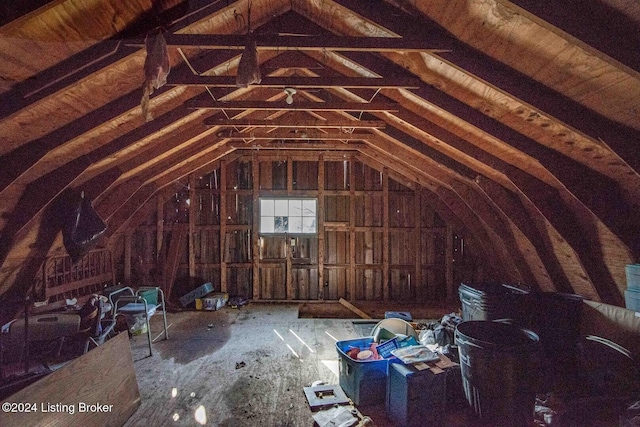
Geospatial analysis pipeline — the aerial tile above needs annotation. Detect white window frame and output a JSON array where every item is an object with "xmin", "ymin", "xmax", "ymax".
[{"xmin": 259, "ymin": 198, "xmax": 317, "ymax": 234}]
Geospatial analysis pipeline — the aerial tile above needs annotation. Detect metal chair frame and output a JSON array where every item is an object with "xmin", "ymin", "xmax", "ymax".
[{"xmin": 109, "ymin": 286, "xmax": 168, "ymax": 356}]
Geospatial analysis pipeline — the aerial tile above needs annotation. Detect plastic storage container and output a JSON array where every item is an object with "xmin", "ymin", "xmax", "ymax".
[
  {"xmin": 626, "ymin": 264, "xmax": 640, "ymax": 290},
  {"xmin": 386, "ymin": 362, "xmax": 446, "ymax": 427},
  {"xmin": 384, "ymin": 311, "xmax": 413, "ymax": 322},
  {"xmin": 528, "ymin": 292, "xmax": 583, "ymax": 392},
  {"xmin": 455, "ymin": 321, "xmax": 540, "ymax": 426},
  {"xmin": 336, "ymin": 337, "xmax": 390, "ymax": 406},
  {"xmin": 178, "ymin": 282, "xmax": 214, "ymax": 307},
  {"xmin": 458, "ymin": 283, "xmax": 531, "ymax": 327},
  {"xmin": 529, "ymin": 292, "xmax": 583, "ymax": 346},
  {"xmin": 625, "ymin": 288, "xmax": 640, "ymax": 311}
]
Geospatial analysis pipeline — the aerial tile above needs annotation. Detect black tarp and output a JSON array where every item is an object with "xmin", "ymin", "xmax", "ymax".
[{"xmin": 62, "ymin": 193, "xmax": 107, "ymax": 263}]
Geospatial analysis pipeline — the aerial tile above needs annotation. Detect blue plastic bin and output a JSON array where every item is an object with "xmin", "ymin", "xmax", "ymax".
[
  {"xmin": 387, "ymin": 362, "xmax": 446, "ymax": 427},
  {"xmin": 625, "ymin": 288, "xmax": 640, "ymax": 311},
  {"xmin": 336, "ymin": 337, "xmax": 390, "ymax": 406},
  {"xmin": 385, "ymin": 311, "xmax": 413, "ymax": 322}
]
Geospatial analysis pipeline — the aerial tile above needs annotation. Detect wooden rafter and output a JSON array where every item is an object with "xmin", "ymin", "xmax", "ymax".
[
  {"xmin": 218, "ymin": 129, "xmax": 371, "ymax": 140},
  {"xmin": 167, "ymin": 75, "xmax": 421, "ymax": 89},
  {"xmin": 186, "ymin": 100, "xmax": 399, "ymax": 112},
  {"xmin": 126, "ymin": 33, "xmax": 451, "ymax": 53},
  {"xmin": 204, "ymin": 118, "xmax": 385, "ymax": 128}
]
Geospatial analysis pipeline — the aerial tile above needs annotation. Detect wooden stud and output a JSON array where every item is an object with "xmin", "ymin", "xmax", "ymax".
[
  {"xmin": 220, "ymin": 160, "xmax": 227, "ymax": 293},
  {"xmin": 318, "ymin": 155, "xmax": 325, "ymax": 300},
  {"xmin": 445, "ymin": 224, "xmax": 454, "ymax": 301},
  {"xmin": 414, "ymin": 187, "xmax": 422, "ymax": 301},
  {"xmin": 338, "ymin": 297, "xmax": 372, "ymax": 319},
  {"xmin": 286, "ymin": 156, "xmax": 294, "ymax": 300},
  {"xmin": 156, "ymin": 194, "xmax": 164, "ymax": 263},
  {"xmin": 124, "ymin": 232, "xmax": 132, "ymax": 285},
  {"xmin": 188, "ymin": 174, "xmax": 196, "ymax": 283},
  {"xmin": 252, "ymin": 156, "xmax": 261, "ymax": 300},
  {"xmin": 382, "ymin": 167, "xmax": 389, "ymax": 301},
  {"xmin": 349, "ymin": 155, "xmax": 356, "ymax": 301}
]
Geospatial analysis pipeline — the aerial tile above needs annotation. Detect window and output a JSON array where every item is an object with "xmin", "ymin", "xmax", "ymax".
[{"xmin": 260, "ymin": 198, "xmax": 317, "ymax": 234}]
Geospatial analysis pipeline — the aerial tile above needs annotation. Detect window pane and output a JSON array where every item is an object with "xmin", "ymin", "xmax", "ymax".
[
  {"xmin": 261, "ymin": 199, "xmax": 274, "ymax": 216},
  {"xmin": 261, "ymin": 217, "xmax": 274, "ymax": 233},
  {"xmin": 289, "ymin": 199, "xmax": 302, "ymax": 216},
  {"xmin": 302, "ymin": 199, "xmax": 316, "ymax": 216},
  {"xmin": 302, "ymin": 217, "xmax": 316, "ymax": 233},
  {"xmin": 275, "ymin": 216, "xmax": 288, "ymax": 232},
  {"xmin": 289, "ymin": 216, "xmax": 303, "ymax": 233},
  {"xmin": 275, "ymin": 200, "xmax": 288, "ymax": 216}
]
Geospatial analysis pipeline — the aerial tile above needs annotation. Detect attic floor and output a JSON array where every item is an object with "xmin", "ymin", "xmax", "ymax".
[
  {"xmin": 122, "ymin": 303, "xmax": 625, "ymax": 427},
  {"xmin": 124, "ymin": 303, "xmax": 470, "ymax": 427}
]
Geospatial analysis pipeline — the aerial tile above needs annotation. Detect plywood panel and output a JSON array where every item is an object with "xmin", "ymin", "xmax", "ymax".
[{"xmin": 0, "ymin": 332, "xmax": 139, "ymax": 427}]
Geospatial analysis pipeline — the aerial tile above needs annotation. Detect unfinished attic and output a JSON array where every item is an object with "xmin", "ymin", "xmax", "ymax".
[{"xmin": 1, "ymin": 0, "xmax": 640, "ymax": 426}]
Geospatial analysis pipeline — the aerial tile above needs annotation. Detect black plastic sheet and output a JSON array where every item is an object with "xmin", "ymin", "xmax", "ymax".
[{"xmin": 62, "ymin": 193, "xmax": 107, "ymax": 263}]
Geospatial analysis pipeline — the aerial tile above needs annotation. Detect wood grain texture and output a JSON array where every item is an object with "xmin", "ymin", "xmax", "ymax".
[{"xmin": 0, "ymin": 332, "xmax": 140, "ymax": 427}]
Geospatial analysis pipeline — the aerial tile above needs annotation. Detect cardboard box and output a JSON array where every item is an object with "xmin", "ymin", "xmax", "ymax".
[
  {"xmin": 179, "ymin": 282, "xmax": 214, "ymax": 307},
  {"xmin": 195, "ymin": 292, "xmax": 228, "ymax": 311}
]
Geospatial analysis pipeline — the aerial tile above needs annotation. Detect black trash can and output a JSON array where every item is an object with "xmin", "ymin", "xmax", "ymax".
[
  {"xmin": 458, "ymin": 283, "xmax": 532, "ymax": 327},
  {"xmin": 529, "ymin": 292, "xmax": 583, "ymax": 348},
  {"xmin": 528, "ymin": 292, "xmax": 583, "ymax": 392},
  {"xmin": 455, "ymin": 321, "xmax": 541, "ymax": 426}
]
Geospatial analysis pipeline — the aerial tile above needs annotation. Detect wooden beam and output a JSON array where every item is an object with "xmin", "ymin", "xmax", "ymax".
[
  {"xmin": 318, "ymin": 154, "xmax": 325, "ymax": 299},
  {"xmin": 187, "ymin": 100, "xmax": 399, "ymax": 112},
  {"xmin": 221, "ymin": 129, "xmax": 372, "ymax": 140},
  {"xmin": 127, "ymin": 33, "xmax": 450, "ymax": 53},
  {"xmin": 188, "ymin": 173, "xmax": 197, "ymax": 282},
  {"xmin": 349, "ymin": 155, "xmax": 356, "ymax": 301},
  {"xmin": 204, "ymin": 118, "xmax": 386, "ymax": 129},
  {"xmin": 382, "ymin": 167, "xmax": 389, "ymax": 302},
  {"xmin": 229, "ymin": 141, "xmax": 364, "ymax": 151},
  {"xmin": 220, "ymin": 160, "xmax": 227, "ymax": 294},
  {"xmin": 168, "ymin": 75, "xmax": 421, "ymax": 89},
  {"xmin": 252, "ymin": 158, "xmax": 260, "ymax": 300},
  {"xmin": 338, "ymin": 297, "xmax": 372, "ymax": 319}
]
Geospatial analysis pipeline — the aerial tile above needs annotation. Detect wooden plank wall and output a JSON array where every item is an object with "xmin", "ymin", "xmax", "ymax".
[{"xmin": 113, "ymin": 153, "xmax": 484, "ymax": 302}]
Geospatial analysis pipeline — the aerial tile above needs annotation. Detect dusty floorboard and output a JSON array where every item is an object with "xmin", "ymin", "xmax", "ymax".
[
  {"xmin": 120, "ymin": 303, "xmax": 630, "ymax": 427},
  {"xmin": 124, "ymin": 303, "xmax": 370, "ymax": 426},
  {"xmin": 122, "ymin": 303, "xmax": 476, "ymax": 427}
]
